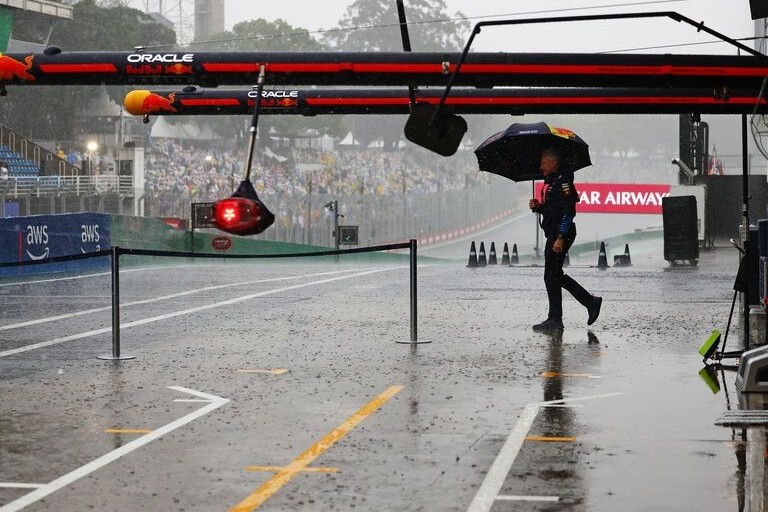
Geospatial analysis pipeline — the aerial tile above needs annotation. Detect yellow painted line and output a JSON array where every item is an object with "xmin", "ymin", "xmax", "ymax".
[
  {"xmin": 230, "ymin": 384, "xmax": 404, "ymax": 512},
  {"xmin": 104, "ymin": 428, "xmax": 153, "ymax": 435},
  {"xmin": 540, "ymin": 371, "xmax": 599, "ymax": 379},
  {"xmin": 525, "ymin": 435, "xmax": 576, "ymax": 442},
  {"xmin": 245, "ymin": 466, "xmax": 339, "ymax": 474},
  {"xmin": 236, "ymin": 369, "xmax": 289, "ymax": 375}
]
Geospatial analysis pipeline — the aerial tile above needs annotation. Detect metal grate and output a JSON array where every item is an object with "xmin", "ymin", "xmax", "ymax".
[{"xmin": 715, "ymin": 410, "xmax": 768, "ymax": 426}]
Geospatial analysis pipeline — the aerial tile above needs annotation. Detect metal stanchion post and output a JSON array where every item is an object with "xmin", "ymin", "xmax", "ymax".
[
  {"xmin": 98, "ymin": 245, "xmax": 135, "ymax": 361},
  {"xmin": 397, "ymin": 239, "xmax": 431, "ymax": 345},
  {"xmin": 334, "ymin": 200, "xmax": 340, "ymax": 262}
]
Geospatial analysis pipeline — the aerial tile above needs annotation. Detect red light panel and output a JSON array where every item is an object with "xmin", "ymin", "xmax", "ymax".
[{"xmin": 214, "ymin": 197, "xmax": 259, "ymax": 234}]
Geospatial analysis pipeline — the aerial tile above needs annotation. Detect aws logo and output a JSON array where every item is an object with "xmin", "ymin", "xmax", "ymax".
[
  {"xmin": 81, "ymin": 224, "xmax": 100, "ymax": 252},
  {"xmin": 25, "ymin": 224, "xmax": 49, "ymax": 260}
]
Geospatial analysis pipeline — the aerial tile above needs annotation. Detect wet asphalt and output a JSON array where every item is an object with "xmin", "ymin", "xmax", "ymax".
[{"xmin": 0, "ymin": 240, "xmax": 759, "ymax": 512}]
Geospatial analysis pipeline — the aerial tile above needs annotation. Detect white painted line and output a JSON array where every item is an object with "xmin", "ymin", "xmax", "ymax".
[
  {"xmin": 0, "ymin": 267, "xmax": 373, "ymax": 331},
  {"xmin": 0, "ymin": 266, "xmax": 167, "ymax": 289},
  {"xmin": 466, "ymin": 392, "xmax": 623, "ymax": 512},
  {"xmin": 466, "ymin": 403, "xmax": 539, "ymax": 512},
  {"xmin": 0, "ymin": 484, "xmax": 43, "ymax": 489},
  {"xmin": 0, "ymin": 386, "xmax": 229, "ymax": 512},
  {"xmin": 0, "ymin": 267, "xmax": 403, "ymax": 358},
  {"xmin": 496, "ymin": 495, "xmax": 559, "ymax": 502},
  {"xmin": 539, "ymin": 393, "xmax": 622, "ymax": 407},
  {"xmin": 173, "ymin": 399, "xmax": 213, "ymax": 403}
]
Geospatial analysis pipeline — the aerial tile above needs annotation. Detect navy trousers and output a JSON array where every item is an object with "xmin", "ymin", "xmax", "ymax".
[{"xmin": 543, "ymin": 226, "xmax": 592, "ymax": 321}]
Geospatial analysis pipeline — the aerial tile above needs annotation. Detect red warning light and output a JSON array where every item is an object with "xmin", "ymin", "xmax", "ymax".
[
  {"xmin": 212, "ymin": 179, "xmax": 275, "ymax": 236},
  {"xmin": 213, "ymin": 197, "xmax": 262, "ymax": 235}
]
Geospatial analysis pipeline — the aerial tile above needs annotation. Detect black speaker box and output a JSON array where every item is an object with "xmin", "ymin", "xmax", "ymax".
[
  {"xmin": 750, "ymin": 0, "xmax": 768, "ymax": 19},
  {"xmin": 404, "ymin": 103, "xmax": 467, "ymax": 157},
  {"xmin": 662, "ymin": 195, "xmax": 699, "ymax": 262}
]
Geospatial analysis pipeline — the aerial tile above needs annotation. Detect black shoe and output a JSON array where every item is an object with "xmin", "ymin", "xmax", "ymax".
[
  {"xmin": 587, "ymin": 296, "xmax": 602, "ymax": 326},
  {"xmin": 532, "ymin": 318, "xmax": 564, "ymax": 332}
]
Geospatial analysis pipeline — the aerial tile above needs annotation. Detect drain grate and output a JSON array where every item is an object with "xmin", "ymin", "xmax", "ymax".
[{"xmin": 715, "ymin": 410, "xmax": 768, "ymax": 426}]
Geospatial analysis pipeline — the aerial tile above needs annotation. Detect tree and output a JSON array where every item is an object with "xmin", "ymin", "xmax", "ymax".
[
  {"xmin": 323, "ymin": 0, "xmax": 469, "ymax": 150},
  {"xmin": 195, "ymin": 18, "xmax": 325, "ymax": 52},
  {"xmin": 0, "ymin": 0, "xmax": 175, "ymax": 140},
  {"xmin": 324, "ymin": 0, "xmax": 468, "ymax": 52},
  {"xmin": 191, "ymin": 19, "xmax": 343, "ymax": 149}
]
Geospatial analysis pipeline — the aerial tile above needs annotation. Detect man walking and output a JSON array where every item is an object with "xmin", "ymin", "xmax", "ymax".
[{"xmin": 528, "ymin": 148, "xmax": 602, "ymax": 332}]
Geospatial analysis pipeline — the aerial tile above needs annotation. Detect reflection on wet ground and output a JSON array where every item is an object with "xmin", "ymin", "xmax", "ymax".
[{"xmin": 0, "ymin": 247, "xmax": 765, "ymax": 511}]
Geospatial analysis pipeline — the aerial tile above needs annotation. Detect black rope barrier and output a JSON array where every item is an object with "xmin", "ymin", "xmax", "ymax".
[
  {"xmin": 118, "ymin": 241, "xmax": 411, "ymax": 259},
  {"xmin": 2, "ymin": 240, "xmax": 423, "ymax": 360}
]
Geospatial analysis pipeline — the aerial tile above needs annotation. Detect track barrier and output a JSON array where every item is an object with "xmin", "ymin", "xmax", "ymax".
[
  {"xmin": 501, "ymin": 242, "xmax": 510, "ymax": 265},
  {"xmin": 488, "ymin": 242, "xmax": 498, "ymax": 265},
  {"xmin": 0, "ymin": 240, "xmax": 422, "ymax": 359},
  {"xmin": 467, "ymin": 241, "xmax": 478, "ymax": 268}
]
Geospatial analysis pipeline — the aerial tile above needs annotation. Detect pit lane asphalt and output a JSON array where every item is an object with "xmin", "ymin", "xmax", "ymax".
[{"xmin": 0, "ymin": 244, "xmax": 755, "ymax": 512}]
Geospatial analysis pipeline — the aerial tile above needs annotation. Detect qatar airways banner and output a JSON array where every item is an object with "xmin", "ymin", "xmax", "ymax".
[{"xmin": 534, "ymin": 182, "xmax": 671, "ymax": 214}]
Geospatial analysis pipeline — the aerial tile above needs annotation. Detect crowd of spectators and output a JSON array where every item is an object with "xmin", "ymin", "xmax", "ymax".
[
  {"xmin": 142, "ymin": 138, "xmax": 492, "ymax": 218},
  {"xmin": 140, "ymin": 137, "xmax": 684, "ymax": 244}
]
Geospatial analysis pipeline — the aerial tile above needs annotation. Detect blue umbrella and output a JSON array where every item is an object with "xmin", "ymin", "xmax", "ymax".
[{"xmin": 474, "ymin": 122, "xmax": 592, "ymax": 182}]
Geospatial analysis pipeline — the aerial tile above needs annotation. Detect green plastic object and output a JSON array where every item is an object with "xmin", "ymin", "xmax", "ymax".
[
  {"xmin": 699, "ymin": 329, "xmax": 721, "ymax": 360},
  {"xmin": 698, "ymin": 366, "xmax": 721, "ymax": 394}
]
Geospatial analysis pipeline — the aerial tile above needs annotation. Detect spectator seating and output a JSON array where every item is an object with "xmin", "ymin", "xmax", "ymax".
[{"xmin": 0, "ymin": 144, "xmax": 41, "ymax": 176}]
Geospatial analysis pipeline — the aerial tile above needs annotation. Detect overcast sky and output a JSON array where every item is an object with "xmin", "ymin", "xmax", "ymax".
[
  {"xmin": 216, "ymin": 0, "xmax": 761, "ymax": 157},
  {"xmin": 223, "ymin": 0, "xmax": 755, "ymax": 54}
]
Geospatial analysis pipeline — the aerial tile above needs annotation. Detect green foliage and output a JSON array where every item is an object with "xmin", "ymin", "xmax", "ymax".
[
  {"xmin": 0, "ymin": 0, "xmax": 175, "ymax": 140},
  {"xmin": 50, "ymin": 0, "xmax": 176, "ymax": 51},
  {"xmin": 324, "ymin": 0, "xmax": 469, "ymax": 52},
  {"xmin": 190, "ymin": 18, "xmax": 342, "ymax": 146},
  {"xmin": 195, "ymin": 18, "xmax": 324, "ymax": 52},
  {"xmin": 323, "ymin": 0, "xmax": 469, "ymax": 151}
]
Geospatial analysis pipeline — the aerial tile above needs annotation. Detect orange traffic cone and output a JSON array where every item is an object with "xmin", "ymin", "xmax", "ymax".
[
  {"xmin": 510, "ymin": 243, "xmax": 519, "ymax": 265},
  {"xmin": 488, "ymin": 242, "xmax": 498, "ymax": 265},
  {"xmin": 478, "ymin": 242, "xmax": 488, "ymax": 266}
]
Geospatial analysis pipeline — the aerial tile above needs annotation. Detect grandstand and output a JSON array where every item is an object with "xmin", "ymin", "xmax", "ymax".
[{"xmin": 0, "ymin": 144, "xmax": 40, "ymax": 176}]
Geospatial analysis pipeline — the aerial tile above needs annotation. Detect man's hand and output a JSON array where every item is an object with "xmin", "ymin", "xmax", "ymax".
[
  {"xmin": 553, "ymin": 236, "xmax": 565, "ymax": 253},
  {"xmin": 529, "ymin": 198, "xmax": 540, "ymax": 211}
]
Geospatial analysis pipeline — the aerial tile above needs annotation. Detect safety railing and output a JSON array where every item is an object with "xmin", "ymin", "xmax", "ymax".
[{"xmin": 0, "ymin": 175, "xmax": 135, "ymax": 196}]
